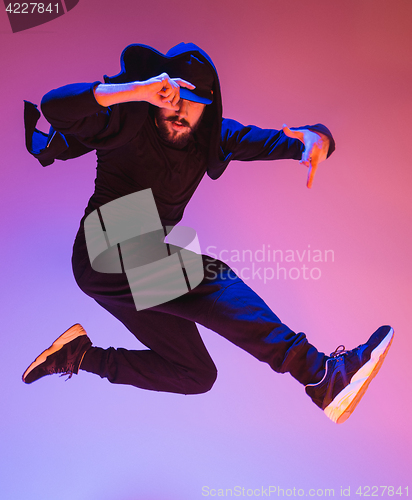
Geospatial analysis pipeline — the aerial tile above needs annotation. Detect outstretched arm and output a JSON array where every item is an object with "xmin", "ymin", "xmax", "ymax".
[{"xmin": 219, "ymin": 119, "xmax": 335, "ymax": 187}]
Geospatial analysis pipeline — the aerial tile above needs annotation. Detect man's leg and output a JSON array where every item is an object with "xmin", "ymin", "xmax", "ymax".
[
  {"xmin": 25, "ymin": 229, "xmax": 392, "ymax": 423},
  {"xmin": 81, "ymin": 304, "xmax": 217, "ymax": 395},
  {"xmin": 155, "ymin": 256, "xmax": 394, "ymax": 423},
  {"xmin": 74, "ymin": 235, "xmax": 326, "ymax": 388}
]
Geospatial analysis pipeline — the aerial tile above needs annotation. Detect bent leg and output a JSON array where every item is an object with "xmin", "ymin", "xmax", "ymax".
[
  {"xmin": 81, "ymin": 304, "xmax": 217, "ymax": 394},
  {"xmin": 73, "ymin": 230, "xmax": 217, "ymax": 394}
]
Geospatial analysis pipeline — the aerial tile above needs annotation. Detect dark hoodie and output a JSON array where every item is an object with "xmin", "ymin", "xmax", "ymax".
[{"xmin": 24, "ymin": 42, "xmax": 335, "ymax": 226}]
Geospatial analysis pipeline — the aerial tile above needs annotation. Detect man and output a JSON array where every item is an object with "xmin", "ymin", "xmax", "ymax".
[{"xmin": 23, "ymin": 42, "xmax": 393, "ymax": 424}]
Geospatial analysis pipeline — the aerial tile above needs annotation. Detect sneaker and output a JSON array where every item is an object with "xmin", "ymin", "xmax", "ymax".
[
  {"xmin": 305, "ymin": 325, "xmax": 394, "ymax": 424},
  {"xmin": 22, "ymin": 324, "xmax": 92, "ymax": 384}
]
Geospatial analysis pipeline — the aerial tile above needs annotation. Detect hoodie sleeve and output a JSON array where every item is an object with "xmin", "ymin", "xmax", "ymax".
[
  {"xmin": 39, "ymin": 82, "xmax": 149, "ymax": 151},
  {"xmin": 220, "ymin": 118, "xmax": 335, "ymax": 163},
  {"xmin": 25, "ymin": 82, "xmax": 150, "ymax": 167},
  {"xmin": 40, "ymin": 82, "xmax": 110, "ymax": 139}
]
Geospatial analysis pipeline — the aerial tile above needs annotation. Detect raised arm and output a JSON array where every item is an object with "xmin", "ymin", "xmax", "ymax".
[
  {"xmin": 93, "ymin": 73, "xmax": 195, "ymax": 109},
  {"xmin": 40, "ymin": 74, "xmax": 196, "ymax": 139}
]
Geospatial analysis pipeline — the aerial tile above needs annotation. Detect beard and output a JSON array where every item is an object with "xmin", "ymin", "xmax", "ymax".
[{"xmin": 154, "ymin": 108, "xmax": 203, "ymax": 148}]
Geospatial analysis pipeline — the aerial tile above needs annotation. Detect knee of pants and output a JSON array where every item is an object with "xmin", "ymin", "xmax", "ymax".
[
  {"xmin": 72, "ymin": 262, "xmax": 106, "ymax": 300},
  {"xmin": 184, "ymin": 365, "xmax": 218, "ymax": 395}
]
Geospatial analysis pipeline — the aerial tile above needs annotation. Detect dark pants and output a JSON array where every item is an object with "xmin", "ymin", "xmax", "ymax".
[{"xmin": 72, "ymin": 228, "xmax": 326, "ymax": 394}]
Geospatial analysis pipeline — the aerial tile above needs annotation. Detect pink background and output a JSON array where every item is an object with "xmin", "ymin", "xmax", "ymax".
[{"xmin": 1, "ymin": 0, "xmax": 411, "ymax": 498}]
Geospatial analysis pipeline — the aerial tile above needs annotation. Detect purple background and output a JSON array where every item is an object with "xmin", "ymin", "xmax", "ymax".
[{"xmin": 1, "ymin": 0, "xmax": 411, "ymax": 498}]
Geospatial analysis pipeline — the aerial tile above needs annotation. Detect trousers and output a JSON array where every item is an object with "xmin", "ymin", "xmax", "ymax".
[{"xmin": 72, "ymin": 227, "xmax": 326, "ymax": 394}]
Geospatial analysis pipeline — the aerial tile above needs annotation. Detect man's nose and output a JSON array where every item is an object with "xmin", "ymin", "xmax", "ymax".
[{"xmin": 176, "ymin": 99, "xmax": 188, "ymax": 117}]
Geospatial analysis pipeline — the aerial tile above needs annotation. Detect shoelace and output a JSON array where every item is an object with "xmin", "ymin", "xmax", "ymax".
[
  {"xmin": 330, "ymin": 344, "xmax": 363, "ymax": 359},
  {"xmin": 330, "ymin": 345, "xmax": 348, "ymax": 358},
  {"xmin": 48, "ymin": 365, "xmax": 75, "ymax": 381}
]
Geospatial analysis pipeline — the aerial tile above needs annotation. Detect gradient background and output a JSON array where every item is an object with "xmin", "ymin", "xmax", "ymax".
[{"xmin": 1, "ymin": 0, "xmax": 411, "ymax": 498}]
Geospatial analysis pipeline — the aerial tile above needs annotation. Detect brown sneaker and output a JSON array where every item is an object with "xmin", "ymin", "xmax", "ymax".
[{"xmin": 22, "ymin": 324, "xmax": 92, "ymax": 384}]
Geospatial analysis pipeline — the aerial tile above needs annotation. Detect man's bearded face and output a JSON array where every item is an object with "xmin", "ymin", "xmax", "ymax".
[{"xmin": 154, "ymin": 99, "xmax": 206, "ymax": 148}]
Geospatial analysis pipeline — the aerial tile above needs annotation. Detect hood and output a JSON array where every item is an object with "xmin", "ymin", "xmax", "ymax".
[{"xmin": 104, "ymin": 42, "xmax": 224, "ymax": 179}]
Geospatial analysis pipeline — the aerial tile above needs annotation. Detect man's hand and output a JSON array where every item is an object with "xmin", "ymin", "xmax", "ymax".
[
  {"xmin": 93, "ymin": 74, "xmax": 195, "ymax": 110},
  {"xmin": 283, "ymin": 125, "xmax": 330, "ymax": 188},
  {"xmin": 138, "ymin": 73, "xmax": 196, "ymax": 111}
]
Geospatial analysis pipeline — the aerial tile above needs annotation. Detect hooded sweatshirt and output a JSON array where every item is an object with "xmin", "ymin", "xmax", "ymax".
[{"xmin": 24, "ymin": 43, "xmax": 335, "ymax": 227}]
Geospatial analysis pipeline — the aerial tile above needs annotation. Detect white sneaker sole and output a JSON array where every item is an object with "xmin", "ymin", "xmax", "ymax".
[
  {"xmin": 22, "ymin": 324, "xmax": 86, "ymax": 383},
  {"xmin": 325, "ymin": 327, "xmax": 394, "ymax": 424}
]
